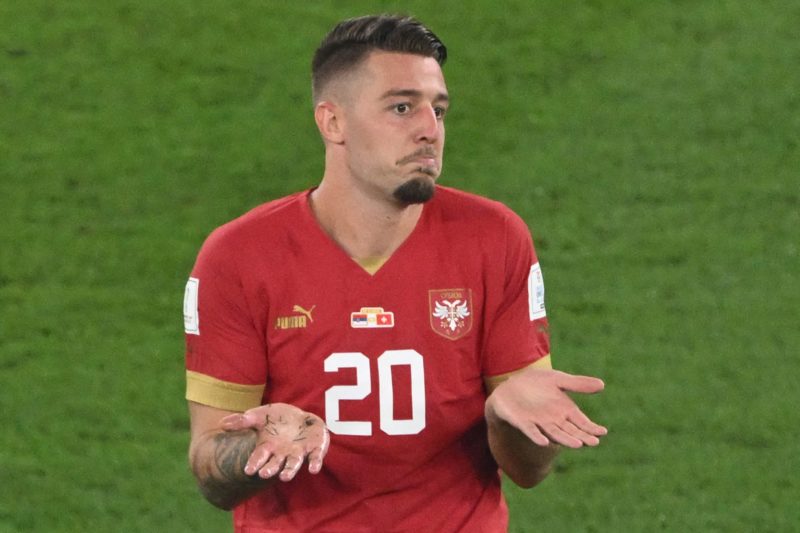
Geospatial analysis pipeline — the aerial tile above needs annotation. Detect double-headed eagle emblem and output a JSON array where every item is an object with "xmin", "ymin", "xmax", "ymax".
[
  {"xmin": 429, "ymin": 289, "xmax": 473, "ymax": 340},
  {"xmin": 432, "ymin": 299, "xmax": 470, "ymax": 332}
]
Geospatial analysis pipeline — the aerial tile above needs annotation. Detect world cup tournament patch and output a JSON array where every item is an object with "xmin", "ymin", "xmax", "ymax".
[
  {"xmin": 528, "ymin": 262, "xmax": 546, "ymax": 320},
  {"xmin": 351, "ymin": 307, "xmax": 395, "ymax": 328},
  {"xmin": 184, "ymin": 277, "xmax": 200, "ymax": 335}
]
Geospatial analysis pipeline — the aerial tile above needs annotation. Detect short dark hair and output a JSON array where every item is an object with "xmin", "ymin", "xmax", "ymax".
[{"xmin": 311, "ymin": 14, "xmax": 447, "ymax": 102}]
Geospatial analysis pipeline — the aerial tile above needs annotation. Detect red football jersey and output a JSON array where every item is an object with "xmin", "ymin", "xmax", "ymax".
[{"xmin": 185, "ymin": 186, "xmax": 550, "ymax": 532}]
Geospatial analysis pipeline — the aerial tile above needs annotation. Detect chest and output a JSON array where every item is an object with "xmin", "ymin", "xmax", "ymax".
[{"xmin": 255, "ymin": 246, "xmax": 497, "ymax": 447}]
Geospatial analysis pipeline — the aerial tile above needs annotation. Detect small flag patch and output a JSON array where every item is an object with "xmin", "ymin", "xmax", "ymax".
[{"xmin": 351, "ymin": 307, "xmax": 395, "ymax": 328}]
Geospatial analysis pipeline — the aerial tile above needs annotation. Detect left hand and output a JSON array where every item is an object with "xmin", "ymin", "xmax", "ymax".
[
  {"xmin": 220, "ymin": 403, "xmax": 330, "ymax": 482},
  {"xmin": 485, "ymin": 368, "xmax": 607, "ymax": 448}
]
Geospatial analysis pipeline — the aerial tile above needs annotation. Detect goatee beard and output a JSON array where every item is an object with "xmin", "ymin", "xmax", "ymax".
[{"xmin": 393, "ymin": 176, "xmax": 435, "ymax": 205}]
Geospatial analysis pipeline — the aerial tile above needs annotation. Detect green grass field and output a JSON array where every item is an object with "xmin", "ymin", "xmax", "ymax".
[{"xmin": 1, "ymin": 1, "xmax": 798, "ymax": 531}]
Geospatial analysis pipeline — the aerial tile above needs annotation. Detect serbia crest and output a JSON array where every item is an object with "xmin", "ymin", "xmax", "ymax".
[{"xmin": 429, "ymin": 288, "xmax": 473, "ymax": 340}]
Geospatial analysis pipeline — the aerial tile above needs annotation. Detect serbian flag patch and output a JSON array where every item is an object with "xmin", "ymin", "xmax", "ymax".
[{"xmin": 350, "ymin": 307, "xmax": 395, "ymax": 328}]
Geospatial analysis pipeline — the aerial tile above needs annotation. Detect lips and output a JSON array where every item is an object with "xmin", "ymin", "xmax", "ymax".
[{"xmin": 397, "ymin": 149, "xmax": 438, "ymax": 167}]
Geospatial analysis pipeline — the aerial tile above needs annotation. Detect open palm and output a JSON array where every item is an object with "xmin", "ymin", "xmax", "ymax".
[{"xmin": 220, "ymin": 403, "xmax": 330, "ymax": 482}]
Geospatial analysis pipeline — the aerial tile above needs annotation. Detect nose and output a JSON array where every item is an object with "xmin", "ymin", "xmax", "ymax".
[{"xmin": 415, "ymin": 104, "xmax": 441, "ymax": 144}]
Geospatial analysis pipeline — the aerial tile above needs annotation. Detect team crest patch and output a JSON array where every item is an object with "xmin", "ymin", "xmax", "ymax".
[{"xmin": 429, "ymin": 289, "xmax": 473, "ymax": 340}]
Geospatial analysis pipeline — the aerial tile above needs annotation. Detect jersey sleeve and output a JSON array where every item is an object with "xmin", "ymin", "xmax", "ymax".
[
  {"xmin": 184, "ymin": 228, "xmax": 267, "ymax": 411},
  {"xmin": 481, "ymin": 209, "xmax": 550, "ymax": 376}
]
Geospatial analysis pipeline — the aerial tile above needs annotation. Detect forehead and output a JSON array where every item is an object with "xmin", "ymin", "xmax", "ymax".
[{"xmin": 356, "ymin": 51, "xmax": 448, "ymax": 97}]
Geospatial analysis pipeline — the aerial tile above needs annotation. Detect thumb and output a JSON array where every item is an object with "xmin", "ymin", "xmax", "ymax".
[
  {"xmin": 556, "ymin": 373, "xmax": 605, "ymax": 394},
  {"xmin": 220, "ymin": 412, "xmax": 260, "ymax": 431}
]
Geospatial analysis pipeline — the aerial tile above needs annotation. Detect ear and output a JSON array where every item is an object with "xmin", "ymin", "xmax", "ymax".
[{"xmin": 314, "ymin": 101, "xmax": 345, "ymax": 144}]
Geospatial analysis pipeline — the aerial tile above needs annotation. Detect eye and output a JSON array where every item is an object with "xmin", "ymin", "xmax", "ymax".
[
  {"xmin": 434, "ymin": 106, "xmax": 447, "ymax": 119},
  {"xmin": 393, "ymin": 103, "xmax": 411, "ymax": 114}
]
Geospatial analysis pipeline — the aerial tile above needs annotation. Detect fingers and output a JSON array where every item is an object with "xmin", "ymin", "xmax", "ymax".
[
  {"xmin": 260, "ymin": 449, "xmax": 328, "ymax": 481},
  {"xmin": 515, "ymin": 420, "xmax": 551, "ymax": 447},
  {"xmin": 307, "ymin": 428, "xmax": 331, "ymax": 474},
  {"xmin": 569, "ymin": 409, "xmax": 608, "ymax": 438},
  {"xmin": 511, "ymin": 401, "xmax": 607, "ymax": 448},
  {"xmin": 244, "ymin": 444, "xmax": 275, "ymax": 476},
  {"xmin": 245, "ymin": 447, "xmax": 303, "ymax": 481},
  {"xmin": 219, "ymin": 413, "xmax": 245, "ymax": 430},
  {"xmin": 541, "ymin": 422, "xmax": 583, "ymax": 449},
  {"xmin": 278, "ymin": 456, "xmax": 304, "ymax": 481},
  {"xmin": 221, "ymin": 412, "xmax": 261, "ymax": 431},
  {"xmin": 274, "ymin": 429, "xmax": 331, "ymax": 480},
  {"xmin": 517, "ymin": 417, "xmax": 597, "ymax": 449},
  {"xmin": 307, "ymin": 451, "xmax": 324, "ymax": 474},
  {"xmin": 243, "ymin": 439, "xmax": 306, "ymax": 480},
  {"xmin": 556, "ymin": 372, "xmax": 605, "ymax": 394},
  {"xmin": 538, "ymin": 413, "xmax": 607, "ymax": 448},
  {"xmin": 560, "ymin": 420, "xmax": 599, "ymax": 447},
  {"xmin": 256, "ymin": 454, "xmax": 290, "ymax": 480},
  {"xmin": 245, "ymin": 432, "xmax": 330, "ymax": 480}
]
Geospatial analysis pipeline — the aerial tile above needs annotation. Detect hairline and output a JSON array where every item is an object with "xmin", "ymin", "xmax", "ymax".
[{"xmin": 313, "ymin": 50, "xmax": 444, "ymax": 105}]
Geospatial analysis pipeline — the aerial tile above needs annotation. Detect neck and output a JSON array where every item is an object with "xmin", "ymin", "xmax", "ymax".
[{"xmin": 309, "ymin": 178, "xmax": 424, "ymax": 261}]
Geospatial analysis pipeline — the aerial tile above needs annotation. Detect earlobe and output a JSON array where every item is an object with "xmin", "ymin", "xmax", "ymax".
[{"xmin": 314, "ymin": 102, "xmax": 345, "ymax": 144}]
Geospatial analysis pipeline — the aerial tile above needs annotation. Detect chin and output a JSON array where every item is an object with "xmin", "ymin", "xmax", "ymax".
[{"xmin": 393, "ymin": 176, "xmax": 436, "ymax": 205}]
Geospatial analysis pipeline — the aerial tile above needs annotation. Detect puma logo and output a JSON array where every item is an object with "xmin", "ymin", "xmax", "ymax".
[
  {"xmin": 292, "ymin": 305, "xmax": 316, "ymax": 323},
  {"xmin": 275, "ymin": 305, "xmax": 317, "ymax": 330}
]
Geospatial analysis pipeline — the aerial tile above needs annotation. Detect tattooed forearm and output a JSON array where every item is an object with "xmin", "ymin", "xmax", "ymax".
[
  {"xmin": 190, "ymin": 404, "xmax": 329, "ymax": 510},
  {"xmin": 195, "ymin": 429, "xmax": 270, "ymax": 510},
  {"xmin": 213, "ymin": 430, "xmax": 258, "ymax": 482}
]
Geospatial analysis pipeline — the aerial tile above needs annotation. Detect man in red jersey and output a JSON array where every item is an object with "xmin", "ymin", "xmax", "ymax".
[{"xmin": 185, "ymin": 14, "xmax": 607, "ymax": 532}]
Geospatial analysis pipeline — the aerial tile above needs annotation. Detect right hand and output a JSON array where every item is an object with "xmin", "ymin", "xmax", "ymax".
[
  {"xmin": 220, "ymin": 403, "xmax": 330, "ymax": 482},
  {"xmin": 485, "ymin": 368, "xmax": 607, "ymax": 449}
]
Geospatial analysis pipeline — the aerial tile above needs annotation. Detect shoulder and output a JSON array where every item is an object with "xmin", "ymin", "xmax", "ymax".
[
  {"xmin": 195, "ymin": 190, "xmax": 309, "ymax": 268},
  {"xmin": 430, "ymin": 186, "xmax": 531, "ymax": 236},
  {"xmin": 203, "ymin": 191, "xmax": 306, "ymax": 247}
]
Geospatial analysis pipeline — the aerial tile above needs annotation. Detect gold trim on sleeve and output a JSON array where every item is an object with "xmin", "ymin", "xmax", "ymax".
[
  {"xmin": 483, "ymin": 354, "xmax": 552, "ymax": 393},
  {"xmin": 530, "ymin": 354, "xmax": 553, "ymax": 370},
  {"xmin": 185, "ymin": 370, "xmax": 265, "ymax": 412}
]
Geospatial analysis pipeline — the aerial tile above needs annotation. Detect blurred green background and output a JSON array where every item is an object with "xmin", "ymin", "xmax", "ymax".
[{"xmin": 1, "ymin": 1, "xmax": 797, "ymax": 531}]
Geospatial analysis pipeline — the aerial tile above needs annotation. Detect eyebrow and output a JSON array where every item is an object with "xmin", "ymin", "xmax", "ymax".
[{"xmin": 380, "ymin": 88, "xmax": 450, "ymax": 103}]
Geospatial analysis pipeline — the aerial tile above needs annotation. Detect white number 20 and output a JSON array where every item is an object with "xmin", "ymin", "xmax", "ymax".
[{"xmin": 324, "ymin": 349, "xmax": 425, "ymax": 436}]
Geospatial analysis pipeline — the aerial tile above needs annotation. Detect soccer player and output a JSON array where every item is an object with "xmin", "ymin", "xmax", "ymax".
[{"xmin": 184, "ymin": 14, "xmax": 607, "ymax": 532}]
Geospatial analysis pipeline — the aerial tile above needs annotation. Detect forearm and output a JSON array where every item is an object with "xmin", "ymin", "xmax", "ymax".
[
  {"xmin": 189, "ymin": 428, "xmax": 273, "ymax": 510},
  {"xmin": 486, "ymin": 412, "xmax": 560, "ymax": 489}
]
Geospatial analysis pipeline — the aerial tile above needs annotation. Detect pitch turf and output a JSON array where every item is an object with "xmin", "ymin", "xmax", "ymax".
[{"xmin": 1, "ymin": 1, "xmax": 797, "ymax": 531}]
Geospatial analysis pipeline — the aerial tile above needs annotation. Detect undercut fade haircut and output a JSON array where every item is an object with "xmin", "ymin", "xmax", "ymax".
[{"xmin": 311, "ymin": 14, "xmax": 447, "ymax": 103}]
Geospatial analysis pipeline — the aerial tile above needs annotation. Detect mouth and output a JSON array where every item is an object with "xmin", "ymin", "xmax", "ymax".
[
  {"xmin": 411, "ymin": 165, "xmax": 438, "ymax": 178},
  {"xmin": 397, "ymin": 149, "xmax": 439, "ymax": 168},
  {"xmin": 407, "ymin": 157, "xmax": 440, "ymax": 177},
  {"xmin": 415, "ymin": 157, "xmax": 438, "ymax": 168}
]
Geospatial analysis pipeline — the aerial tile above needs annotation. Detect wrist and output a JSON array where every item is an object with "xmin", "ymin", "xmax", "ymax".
[{"xmin": 483, "ymin": 395, "xmax": 507, "ymax": 428}]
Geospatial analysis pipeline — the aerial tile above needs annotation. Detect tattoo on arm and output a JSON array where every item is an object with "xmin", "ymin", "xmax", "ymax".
[
  {"xmin": 212, "ymin": 430, "xmax": 259, "ymax": 483},
  {"xmin": 194, "ymin": 411, "xmax": 322, "ymax": 508},
  {"xmin": 196, "ymin": 430, "xmax": 265, "ymax": 509}
]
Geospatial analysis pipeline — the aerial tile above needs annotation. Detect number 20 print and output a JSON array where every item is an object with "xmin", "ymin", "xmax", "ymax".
[{"xmin": 324, "ymin": 350, "xmax": 426, "ymax": 436}]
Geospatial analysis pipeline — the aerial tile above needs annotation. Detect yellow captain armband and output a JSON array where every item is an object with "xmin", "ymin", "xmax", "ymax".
[{"xmin": 185, "ymin": 370, "xmax": 265, "ymax": 412}]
